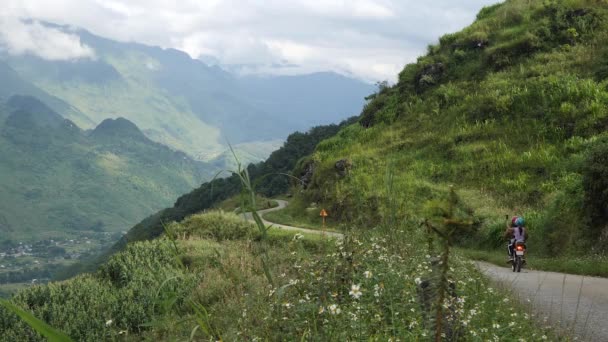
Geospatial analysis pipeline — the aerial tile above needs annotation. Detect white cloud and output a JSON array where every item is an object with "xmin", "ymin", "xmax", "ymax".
[
  {"xmin": 295, "ymin": 0, "xmax": 395, "ymax": 19},
  {"xmin": 0, "ymin": 17, "xmax": 95, "ymax": 61},
  {"xmin": 2, "ymin": 0, "xmax": 499, "ymax": 81}
]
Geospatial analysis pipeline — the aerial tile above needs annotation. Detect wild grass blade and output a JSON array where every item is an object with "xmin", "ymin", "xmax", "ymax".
[{"xmin": 0, "ymin": 298, "xmax": 74, "ymax": 342}]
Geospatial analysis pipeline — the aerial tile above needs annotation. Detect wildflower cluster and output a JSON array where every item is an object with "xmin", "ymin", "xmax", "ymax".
[{"xmin": 228, "ymin": 226, "xmax": 556, "ymax": 340}]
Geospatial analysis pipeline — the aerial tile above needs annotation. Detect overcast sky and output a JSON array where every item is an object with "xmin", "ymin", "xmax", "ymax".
[{"xmin": 1, "ymin": 0, "xmax": 499, "ymax": 82}]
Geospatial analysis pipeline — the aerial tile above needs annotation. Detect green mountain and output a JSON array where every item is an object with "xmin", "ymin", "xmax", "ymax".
[
  {"xmin": 0, "ymin": 95, "xmax": 212, "ymax": 242},
  {"xmin": 1, "ymin": 25, "xmax": 374, "ymax": 162}
]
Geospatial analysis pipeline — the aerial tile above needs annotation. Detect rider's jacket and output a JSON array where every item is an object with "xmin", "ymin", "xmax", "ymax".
[
  {"xmin": 504, "ymin": 226, "xmax": 527, "ymax": 242},
  {"xmin": 513, "ymin": 226, "xmax": 525, "ymax": 242}
]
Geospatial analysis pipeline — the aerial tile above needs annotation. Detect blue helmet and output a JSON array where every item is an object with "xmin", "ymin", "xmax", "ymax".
[{"xmin": 515, "ymin": 217, "xmax": 525, "ymax": 227}]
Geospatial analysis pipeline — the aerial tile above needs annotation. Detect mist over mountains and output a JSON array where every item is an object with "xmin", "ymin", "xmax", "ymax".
[{"xmin": 1, "ymin": 22, "xmax": 374, "ymax": 162}]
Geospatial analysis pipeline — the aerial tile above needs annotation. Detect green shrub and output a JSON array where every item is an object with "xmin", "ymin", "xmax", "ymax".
[
  {"xmin": 582, "ymin": 139, "xmax": 608, "ymax": 247},
  {"xmin": 170, "ymin": 211, "xmax": 256, "ymax": 241},
  {"xmin": 536, "ymin": 179, "xmax": 586, "ymax": 255},
  {"xmin": 0, "ymin": 239, "xmax": 198, "ymax": 341}
]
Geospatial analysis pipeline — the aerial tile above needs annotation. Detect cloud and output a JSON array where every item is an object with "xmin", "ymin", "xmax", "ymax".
[
  {"xmin": 0, "ymin": 17, "xmax": 95, "ymax": 61},
  {"xmin": 2, "ymin": 0, "xmax": 499, "ymax": 81}
]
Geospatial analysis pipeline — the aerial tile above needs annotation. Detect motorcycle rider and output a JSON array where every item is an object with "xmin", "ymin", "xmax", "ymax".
[{"xmin": 505, "ymin": 216, "xmax": 528, "ymax": 262}]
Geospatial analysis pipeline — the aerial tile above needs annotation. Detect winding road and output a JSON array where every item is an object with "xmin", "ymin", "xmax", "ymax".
[
  {"xmin": 241, "ymin": 200, "xmax": 343, "ymax": 238},
  {"xmin": 244, "ymin": 200, "xmax": 608, "ymax": 341},
  {"xmin": 476, "ymin": 261, "xmax": 608, "ymax": 341}
]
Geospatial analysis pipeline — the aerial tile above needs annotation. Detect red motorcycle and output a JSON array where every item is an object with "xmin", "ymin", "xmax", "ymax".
[{"xmin": 511, "ymin": 241, "xmax": 526, "ymax": 272}]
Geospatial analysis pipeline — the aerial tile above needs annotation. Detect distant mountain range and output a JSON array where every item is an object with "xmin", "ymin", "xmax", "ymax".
[
  {"xmin": 0, "ymin": 22, "xmax": 373, "ymax": 243},
  {"xmin": 0, "ymin": 23, "xmax": 374, "ymax": 162},
  {"xmin": 0, "ymin": 95, "xmax": 212, "ymax": 241}
]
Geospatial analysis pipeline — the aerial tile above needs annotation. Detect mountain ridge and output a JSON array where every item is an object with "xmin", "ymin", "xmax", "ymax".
[
  {"xmin": 1, "ymin": 23, "xmax": 375, "ymax": 163},
  {"xmin": 0, "ymin": 95, "xmax": 213, "ymax": 243}
]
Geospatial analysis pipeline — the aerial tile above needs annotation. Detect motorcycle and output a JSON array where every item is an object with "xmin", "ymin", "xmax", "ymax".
[{"xmin": 511, "ymin": 241, "xmax": 526, "ymax": 272}]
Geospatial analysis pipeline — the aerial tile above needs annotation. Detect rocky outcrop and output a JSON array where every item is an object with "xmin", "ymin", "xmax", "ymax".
[
  {"xmin": 335, "ymin": 159, "xmax": 352, "ymax": 177},
  {"xmin": 415, "ymin": 63, "xmax": 445, "ymax": 92},
  {"xmin": 299, "ymin": 161, "xmax": 315, "ymax": 189}
]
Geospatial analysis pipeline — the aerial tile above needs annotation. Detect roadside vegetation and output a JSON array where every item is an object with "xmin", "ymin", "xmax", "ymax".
[{"xmin": 0, "ymin": 205, "xmax": 561, "ymax": 340}]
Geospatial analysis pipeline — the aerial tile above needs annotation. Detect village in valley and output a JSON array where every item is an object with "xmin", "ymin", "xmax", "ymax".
[{"xmin": 0, "ymin": 231, "xmax": 123, "ymax": 295}]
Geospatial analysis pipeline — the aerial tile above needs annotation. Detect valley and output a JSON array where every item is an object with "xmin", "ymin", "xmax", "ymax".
[
  {"xmin": 0, "ymin": 22, "xmax": 371, "ymax": 291},
  {"xmin": 0, "ymin": 231, "xmax": 120, "ymax": 295}
]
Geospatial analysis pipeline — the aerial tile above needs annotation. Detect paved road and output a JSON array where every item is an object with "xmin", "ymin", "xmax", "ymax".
[
  {"xmin": 476, "ymin": 261, "xmax": 608, "ymax": 341},
  {"xmin": 240, "ymin": 200, "xmax": 343, "ymax": 239}
]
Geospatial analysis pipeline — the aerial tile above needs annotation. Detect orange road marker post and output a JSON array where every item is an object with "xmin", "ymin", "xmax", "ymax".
[{"xmin": 320, "ymin": 209, "xmax": 328, "ymax": 236}]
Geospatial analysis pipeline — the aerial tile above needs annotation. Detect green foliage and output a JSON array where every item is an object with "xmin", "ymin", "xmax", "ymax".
[
  {"xmin": 0, "ymin": 298, "xmax": 73, "ymax": 342},
  {"xmin": 536, "ymin": 178, "xmax": 586, "ymax": 255},
  {"xmin": 109, "ymin": 117, "xmax": 355, "ymax": 248},
  {"xmin": 476, "ymin": 3, "xmax": 503, "ymax": 20},
  {"xmin": 582, "ymin": 139, "xmax": 608, "ymax": 246},
  {"xmin": 0, "ymin": 239, "xmax": 197, "ymax": 341},
  {"xmin": 170, "ymin": 211, "xmax": 256, "ymax": 241},
  {"xmin": 1, "ymin": 205, "xmax": 560, "ymax": 340}
]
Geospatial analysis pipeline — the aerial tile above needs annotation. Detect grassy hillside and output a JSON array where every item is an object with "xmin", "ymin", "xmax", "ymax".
[
  {"xmin": 281, "ymin": 0, "xmax": 608, "ymax": 257},
  {"xmin": 0, "ymin": 96, "xmax": 212, "ymax": 243},
  {"xmin": 0, "ymin": 211, "xmax": 558, "ymax": 340}
]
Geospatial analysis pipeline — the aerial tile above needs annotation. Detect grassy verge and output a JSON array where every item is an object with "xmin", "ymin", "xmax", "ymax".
[{"xmin": 461, "ymin": 248, "xmax": 608, "ymax": 278}]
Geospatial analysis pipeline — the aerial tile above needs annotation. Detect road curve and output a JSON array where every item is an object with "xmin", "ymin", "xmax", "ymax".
[
  {"xmin": 476, "ymin": 261, "xmax": 608, "ymax": 341},
  {"xmin": 241, "ymin": 200, "xmax": 343, "ymax": 239}
]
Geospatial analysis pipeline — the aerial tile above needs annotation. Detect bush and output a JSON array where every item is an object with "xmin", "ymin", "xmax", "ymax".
[
  {"xmin": 0, "ymin": 239, "xmax": 198, "ymax": 341},
  {"xmin": 171, "ymin": 211, "xmax": 256, "ymax": 241},
  {"xmin": 582, "ymin": 139, "xmax": 608, "ymax": 246},
  {"xmin": 536, "ymin": 180, "xmax": 586, "ymax": 255}
]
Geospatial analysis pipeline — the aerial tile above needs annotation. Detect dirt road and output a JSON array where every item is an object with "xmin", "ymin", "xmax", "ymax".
[
  {"xmin": 241, "ymin": 200, "xmax": 343, "ymax": 238},
  {"xmin": 476, "ymin": 261, "xmax": 608, "ymax": 341}
]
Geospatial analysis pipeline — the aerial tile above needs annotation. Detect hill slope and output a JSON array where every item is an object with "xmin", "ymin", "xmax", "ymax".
[
  {"xmin": 0, "ymin": 96, "xmax": 212, "ymax": 242},
  {"xmin": 292, "ymin": 0, "xmax": 608, "ymax": 255}
]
